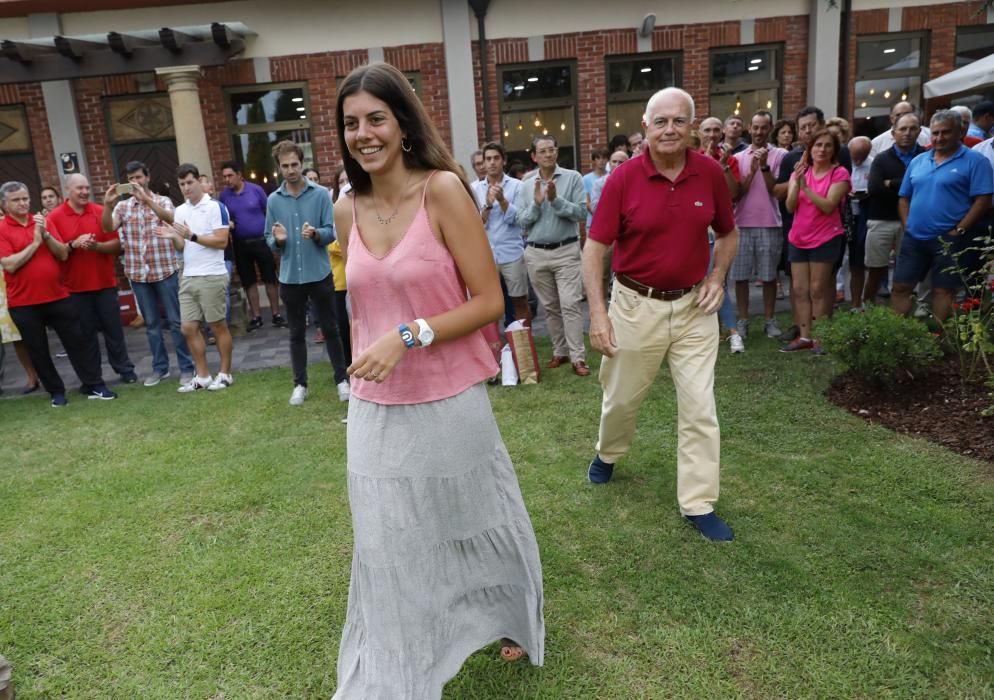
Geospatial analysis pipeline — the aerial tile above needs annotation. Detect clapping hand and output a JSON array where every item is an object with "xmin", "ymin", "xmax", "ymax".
[
  {"xmin": 546, "ymin": 179, "xmax": 557, "ymax": 202},
  {"xmin": 533, "ymin": 178, "xmax": 546, "ymax": 206},
  {"xmin": 272, "ymin": 222, "xmax": 288, "ymax": 244},
  {"xmin": 301, "ymin": 222, "xmax": 317, "ymax": 240}
]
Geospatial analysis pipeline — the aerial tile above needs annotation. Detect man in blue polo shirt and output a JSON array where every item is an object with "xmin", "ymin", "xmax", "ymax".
[
  {"xmin": 219, "ymin": 161, "xmax": 284, "ymax": 331},
  {"xmin": 894, "ymin": 110, "xmax": 993, "ymax": 322},
  {"xmin": 265, "ymin": 140, "xmax": 349, "ymax": 407}
]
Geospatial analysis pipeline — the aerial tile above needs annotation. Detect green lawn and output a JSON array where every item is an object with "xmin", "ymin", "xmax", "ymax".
[{"xmin": 2, "ymin": 335, "xmax": 992, "ymax": 699}]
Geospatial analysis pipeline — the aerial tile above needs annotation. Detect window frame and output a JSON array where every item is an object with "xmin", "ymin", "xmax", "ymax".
[
  {"xmin": 497, "ymin": 60, "xmax": 579, "ymax": 168},
  {"xmin": 605, "ymin": 52, "xmax": 682, "ymax": 136},
  {"xmin": 708, "ymin": 43, "xmax": 783, "ymax": 117},
  {"xmin": 954, "ymin": 25, "xmax": 994, "ymax": 68},
  {"xmin": 223, "ymin": 81, "xmax": 313, "ymax": 136},
  {"xmin": 855, "ymin": 31, "xmax": 929, "ymax": 83},
  {"xmin": 0, "ymin": 104, "xmax": 33, "ymax": 155}
]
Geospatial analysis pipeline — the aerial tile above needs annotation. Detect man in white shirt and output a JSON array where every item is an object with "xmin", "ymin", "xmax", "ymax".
[
  {"xmin": 846, "ymin": 136, "xmax": 873, "ymax": 310},
  {"xmin": 155, "ymin": 163, "xmax": 234, "ymax": 393},
  {"xmin": 870, "ymin": 101, "xmax": 931, "ymax": 156}
]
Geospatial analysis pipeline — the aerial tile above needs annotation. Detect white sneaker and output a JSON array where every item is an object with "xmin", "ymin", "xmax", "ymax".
[
  {"xmin": 208, "ymin": 373, "xmax": 233, "ymax": 391},
  {"xmin": 337, "ymin": 380, "xmax": 351, "ymax": 402},
  {"xmin": 729, "ymin": 333, "xmax": 745, "ymax": 354},
  {"xmin": 178, "ymin": 375, "xmax": 212, "ymax": 393},
  {"xmin": 289, "ymin": 385, "xmax": 308, "ymax": 406}
]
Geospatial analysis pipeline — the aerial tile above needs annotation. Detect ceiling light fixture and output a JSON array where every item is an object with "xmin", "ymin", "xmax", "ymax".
[
  {"xmin": 748, "ymin": 66, "xmax": 759, "ymax": 71},
  {"xmin": 527, "ymin": 76, "xmax": 538, "ymax": 82},
  {"xmin": 883, "ymin": 48, "xmax": 896, "ymax": 54},
  {"xmin": 291, "ymin": 97, "xmax": 303, "ymax": 102},
  {"xmin": 750, "ymin": 58, "xmax": 762, "ymax": 64},
  {"xmin": 640, "ymin": 67, "xmax": 652, "ymax": 73}
]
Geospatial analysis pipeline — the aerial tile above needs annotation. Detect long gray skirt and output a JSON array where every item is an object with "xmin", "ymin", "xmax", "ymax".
[{"xmin": 333, "ymin": 383, "xmax": 545, "ymax": 700}]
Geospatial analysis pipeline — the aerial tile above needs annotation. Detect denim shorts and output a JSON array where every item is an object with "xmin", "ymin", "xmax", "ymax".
[
  {"xmin": 893, "ymin": 233, "xmax": 978, "ymax": 289},
  {"xmin": 788, "ymin": 235, "xmax": 845, "ymax": 264}
]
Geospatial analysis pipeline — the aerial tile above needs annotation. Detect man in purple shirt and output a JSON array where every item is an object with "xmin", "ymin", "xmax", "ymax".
[{"xmin": 219, "ymin": 160, "xmax": 284, "ymax": 330}]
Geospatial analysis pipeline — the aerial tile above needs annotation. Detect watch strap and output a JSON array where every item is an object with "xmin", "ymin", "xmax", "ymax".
[
  {"xmin": 398, "ymin": 323, "xmax": 416, "ymax": 348},
  {"xmin": 190, "ymin": 233, "xmax": 199, "ymax": 244}
]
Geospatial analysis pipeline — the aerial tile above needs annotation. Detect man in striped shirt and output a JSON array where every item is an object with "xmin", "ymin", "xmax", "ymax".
[{"xmin": 101, "ymin": 160, "xmax": 194, "ymax": 387}]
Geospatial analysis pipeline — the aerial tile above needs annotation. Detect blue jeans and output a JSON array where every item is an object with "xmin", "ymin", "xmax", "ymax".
[
  {"xmin": 709, "ymin": 241, "xmax": 737, "ymax": 332},
  {"xmin": 131, "ymin": 273, "xmax": 194, "ymax": 375}
]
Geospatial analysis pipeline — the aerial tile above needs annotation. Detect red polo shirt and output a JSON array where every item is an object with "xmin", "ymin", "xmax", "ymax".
[
  {"xmin": 0, "ymin": 214, "xmax": 69, "ymax": 308},
  {"xmin": 590, "ymin": 149, "xmax": 735, "ymax": 289},
  {"xmin": 45, "ymin": 201, "xmax": 117, "ymax": 292}
]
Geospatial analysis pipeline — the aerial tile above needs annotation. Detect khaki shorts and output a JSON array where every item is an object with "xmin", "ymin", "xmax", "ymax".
[
  {"xmin": 497, "ymin": 256, "xmax": 529, "ymax": 297},
  {"xmin": 864, "ymin": 219, "xmax": 903, "ymax": 268},
  {"xmin": 179, "ymin": 274, "xmax": 228, "ymax": 323}
]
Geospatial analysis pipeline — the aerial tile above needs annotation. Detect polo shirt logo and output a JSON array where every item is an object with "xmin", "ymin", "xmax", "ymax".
[{"xmin": 694, "ymin": 201, "xmax": 704, "ymax": 207}]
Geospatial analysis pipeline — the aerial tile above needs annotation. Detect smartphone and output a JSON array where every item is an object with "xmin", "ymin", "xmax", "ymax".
[{"xmin": 116, "ymin": 183, "xmax": 134, "ymax": 196}]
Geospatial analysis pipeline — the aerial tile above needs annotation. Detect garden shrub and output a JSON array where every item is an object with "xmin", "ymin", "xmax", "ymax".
[{"xmin": 815, "ymin": 306, "xmax": 942, "ymax": 388}]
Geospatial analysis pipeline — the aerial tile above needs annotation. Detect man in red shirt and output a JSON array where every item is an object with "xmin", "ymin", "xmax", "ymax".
[
  {"xmin": 582, "ymin": 88, "xmax": 739, "ymax": 542},
  {"xmin": 0, "ymin": 181, "xmax": 116, "ymax": 406},
  {"xmin": 46, "ymin": 174, "xmax": 136, "ymax": 383}
]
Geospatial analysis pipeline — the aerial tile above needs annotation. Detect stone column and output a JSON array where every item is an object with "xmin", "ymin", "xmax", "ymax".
[
  {"xmin": 440, "ymin": 0, "xmax": 479, "ymax": 173},
  {"xmin": 155, "ymin": 65, "xmax": 212, "ymax": 172},
  {"xmin": 807, "ymin": 0, "xmax": 842, "ymax": 118}
]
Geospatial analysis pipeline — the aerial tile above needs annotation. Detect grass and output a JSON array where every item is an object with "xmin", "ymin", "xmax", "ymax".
[{"xmin": 1, "ymin": 333, "xmax": 992, "ymax": 699}]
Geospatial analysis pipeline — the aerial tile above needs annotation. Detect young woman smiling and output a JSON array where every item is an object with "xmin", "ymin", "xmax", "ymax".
[
  {"xmin": 330, "ymin": 62, "xmax": 545, "ymax": 700},
  {"xmin": 783, "ymin": 128, "xmax": 851, "ymax": 353}
]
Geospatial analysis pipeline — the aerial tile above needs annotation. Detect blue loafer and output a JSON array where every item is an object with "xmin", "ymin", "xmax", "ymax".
[
  {"xmin": 587, "ymin": 455, "xmax": 614, "ymax": 484},
  {"xmin": 685, "ymin": 512, "xmax": 734, "ymax": 542}
]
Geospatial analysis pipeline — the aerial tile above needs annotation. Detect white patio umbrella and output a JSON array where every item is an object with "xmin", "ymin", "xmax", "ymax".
[{"xmin": 924, "ymin": 53, "xmax": 994, "ymax": 98}]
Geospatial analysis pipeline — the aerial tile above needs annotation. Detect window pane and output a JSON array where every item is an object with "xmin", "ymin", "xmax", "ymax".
[
  {"xmin": 230, "ymin": 87, "xmax": 308, "ymax": 127},
  {"xmin": 711, "ymin": 49, "xmax": 777, "ymax": 90},
  {"xmin": 956, "ymin": 28, "xmax": 994, "ymax": 68},
  {"xmin": 857, "ymin": 35, "xmax": 923, "ymax": 74},
  {"xmin": 607, "ymin": 102, "xmax": 647, "ymax": 142},
  {"xmin": 607, "ymin": 57, "xmax": 676, "ymax": 97},
  {"xmin": 852, "ymin": 77, "xmax": 922, "ymax": 138},
  {"xmin": 709, "ymin": 89, "xmax": 779, "ymax": 121},
  {"xmin": 500, "ymin": 107, "xmax": 575, "ymax": 169},
  {"xmin": 501, "ymin": 65, "xmax": 573, "ymax": 104},
  {"xmin": 232, "ymin": 128, "xmax": 313, "ymax": 194}
]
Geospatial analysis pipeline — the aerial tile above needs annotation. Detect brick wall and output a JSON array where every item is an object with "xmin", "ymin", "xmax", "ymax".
[
  {"xmin": 472, "ymin": 17, "xmax": 805, "ymax": 174},
  {"xmin": 0, "ymin": 82, "xmax": 59, "ymax": 192}
]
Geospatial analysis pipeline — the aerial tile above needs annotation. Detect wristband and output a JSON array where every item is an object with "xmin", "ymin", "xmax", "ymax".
[
  {"xmin": 190, "ymin": 233, "xmax": 199, "ymax": 244},
  {"xmin": 398, "ymin": 323, "xmax": 416, "ymax": 349},
  {"xmin": 761, "ymin": 165, "xmax": 771, "ymax": 172}
]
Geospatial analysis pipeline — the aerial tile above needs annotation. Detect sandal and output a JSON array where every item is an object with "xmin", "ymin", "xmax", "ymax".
[{"xmin": 499, "ymin": 638, "xmax": 524, "ymax": 663}]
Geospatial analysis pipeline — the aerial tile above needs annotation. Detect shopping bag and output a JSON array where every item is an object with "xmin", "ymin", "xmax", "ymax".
[
  {"xmin": 505, "ymin": 320, "xmax": 541, "ymax": 384},
  {"xmin": 500, "ymin": 344, "xmax": 518, "ymax": 386}
]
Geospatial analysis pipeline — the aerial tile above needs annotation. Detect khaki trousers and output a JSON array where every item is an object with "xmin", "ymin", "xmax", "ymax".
[
  {"xmin": 596, "ymin": 283, "xmax": 721, "ymax": 516},
  {"xmin": 524, "ymin": 242, "xmax": 586, "ymax": 361}
]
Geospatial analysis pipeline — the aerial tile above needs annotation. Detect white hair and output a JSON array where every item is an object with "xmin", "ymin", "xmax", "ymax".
[
  {"xmin": 643, "ymin": 87, "xmax": 696, "ymax": 124},
  {"xmin": 951, "ymin": 104, "xmax": 972, "ymax": 123}
]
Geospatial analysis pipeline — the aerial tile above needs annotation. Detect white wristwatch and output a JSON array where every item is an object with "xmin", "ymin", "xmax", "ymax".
[{"xmin": 414, "ymin": 318, "xmax": 435, "ymax": 347}]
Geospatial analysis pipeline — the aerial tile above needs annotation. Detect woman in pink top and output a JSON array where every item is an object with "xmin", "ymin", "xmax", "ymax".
[
  {"xmin": 330, "ymin": 62, "xmax": 544, "ymax": 700},
  {"xmin": 783, "ymin": 129, "xmax": 851, "ymax": 352}
]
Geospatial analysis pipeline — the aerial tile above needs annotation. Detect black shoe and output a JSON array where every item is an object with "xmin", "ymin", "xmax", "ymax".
[
  {"xmin": 685, "ymin": 512, "xmax": 734, "ymax": 542},
  {"xmin": 272, "ymin": 314, "xmax": 288, "ymax": 328},
  {"xmin": 782, "ymin": 325, "xmax": 800, "ymax": 342},
  {"xmin": 247, "ymin": 316, "xmax": 264, "ymax": 332},
  {"xmin": 85, "ymin": 385, "xmax": 118, "ymax": 401},
  {"xmin": 51, "ymin": 393, "xmax": 68, "ymax": 408},
  {"xmin": 120, "ymin": 371, "xmax": 138, "ymax": 384}
]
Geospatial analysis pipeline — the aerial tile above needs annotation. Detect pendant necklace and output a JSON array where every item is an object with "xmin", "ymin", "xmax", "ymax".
[{"xmin": 372, "ymin": 170, "xmax": 413, "ymax": 225}]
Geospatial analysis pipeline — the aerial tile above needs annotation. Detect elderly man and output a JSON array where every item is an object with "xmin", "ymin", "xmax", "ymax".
[
  {"xmin": 870, "ymin": 102, "xmax": 932, "ymax": 156},
  {"xmin": 583, "ymin": 88, "xmax": 739, "ymax": 542},
  {"xmin": 893, "ymin": 110, "xmax": 993, "ymax": 322},
  {"xmin": 864, "ymin": 114, "xmax": 925, "ymax": 303},
  {"xmin": 699, "ymin": 116, "xmax": 741, "ymax": 199},
  {"xmin": 46, "ymin": 174, "xmax": 136, "ymax": 383},
  {"xmin": 723, "ymin": 115, "xmax": 747, "ymax": 154},
  {"xmin": 515, "ymin": 135, "xmax": 589, "ymax": 375},
  {"xmin": 846, "ymin": 136, "xmax": 873, "ymax": 310},
  {"xmin": 0, "ymin": 181, "xmax": 116, "ymax": 405}
]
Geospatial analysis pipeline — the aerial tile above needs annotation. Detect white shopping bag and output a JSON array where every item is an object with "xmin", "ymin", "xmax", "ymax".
[{"xmin": 500, "ymin": 344, "xmax": 518, "ymax": 386}]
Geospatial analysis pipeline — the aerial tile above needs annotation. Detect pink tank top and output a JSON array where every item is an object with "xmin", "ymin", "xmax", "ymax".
[{"xmin": 346, "ymin": 171, "xmax": 498, "ymax": 405}]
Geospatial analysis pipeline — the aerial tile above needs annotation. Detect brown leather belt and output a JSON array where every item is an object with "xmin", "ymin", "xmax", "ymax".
[{"xmin": 616, "ymin": 273, "xmax": 699, "ymax": 301}]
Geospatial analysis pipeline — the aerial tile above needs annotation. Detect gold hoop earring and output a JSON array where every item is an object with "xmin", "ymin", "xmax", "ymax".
[{"xmin": 401, "ymin": 138, "xmax": 413, "ymax": 153}]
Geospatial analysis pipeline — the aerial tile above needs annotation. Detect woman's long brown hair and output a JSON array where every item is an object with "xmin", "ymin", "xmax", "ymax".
[
  {"xmin": 801, "ymin": 128, "xmax": 841, "ymax": 169},
  {"xmin": 335, "ymin": 61, "xmax": 475, "ymax": 204}
]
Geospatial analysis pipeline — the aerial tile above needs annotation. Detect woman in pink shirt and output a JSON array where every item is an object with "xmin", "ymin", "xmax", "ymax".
[
  {"xmin": 783, "ymin": 129, "xmax": 851, "ymax": 352},
  {"xmin": 330, "ymin": 62, "xmax": 544, "ymax": 700}
]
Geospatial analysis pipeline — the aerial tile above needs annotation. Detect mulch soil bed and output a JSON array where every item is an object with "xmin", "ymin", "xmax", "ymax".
[{"xmin": 826, "ymin": 357, "xmax": 994, "ymax": 464}]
